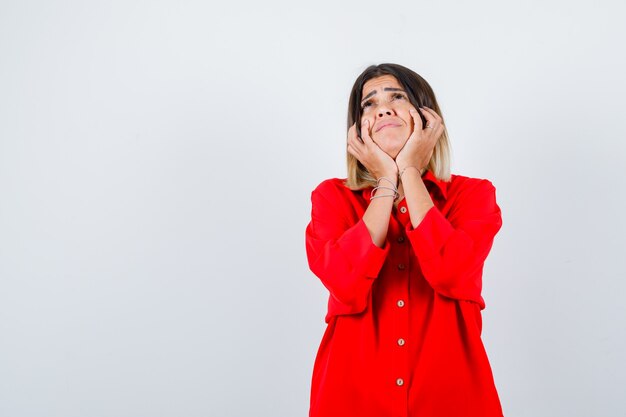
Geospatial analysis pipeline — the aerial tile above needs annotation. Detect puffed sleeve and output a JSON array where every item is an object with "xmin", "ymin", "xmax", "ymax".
[
  {"xmin": 405, "ymin": 179, "xmax": 502, "ymax": 309},
  {"xmin": 305, "ymin": 182, "xmax": 391, "ymax": 317}
]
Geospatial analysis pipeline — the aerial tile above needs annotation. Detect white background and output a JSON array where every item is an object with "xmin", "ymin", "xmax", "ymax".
[{"xmin": 1, "ymin": 1, "xmax": 625, "ymax": 416}]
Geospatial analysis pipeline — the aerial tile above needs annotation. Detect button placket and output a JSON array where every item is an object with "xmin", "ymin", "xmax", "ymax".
[
  {"xmin": 388, "ymin": 221, "xmax": 409, "ymax": 416},
  {"xmin": 391, "ymin": 264, "xmax": 409, "ymax": 399}
]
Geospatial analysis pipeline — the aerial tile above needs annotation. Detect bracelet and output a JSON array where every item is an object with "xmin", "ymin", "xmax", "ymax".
[
  {"xmin": 371, "ymin": 185, "xmax": 399, "ymax": 199},
  {"xmin": 370, "ymin": 187, "xmax": 399, "ymax": 201},
  {"xmin": 399, "ymin": 166, "xmax": 424, "ymax": 180},
  {"xmin": 370, "ymin": 194, "xmax": 397, "ymax": 200},
  {"xmin": 370, "ymin": 176, "xmax": 399, "ymax": 201},
  {"xmin": 376, "ymin": 176, "xmax": 397, "ymax": 188},
  {"xmin": 372, "ymin": 186, "xmax": 398, "ymax": 193}
]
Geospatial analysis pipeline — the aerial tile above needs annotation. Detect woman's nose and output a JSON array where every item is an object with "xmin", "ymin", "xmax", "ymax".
[{"xmin": 377, "ymin": 109, "xmax": 393, "ymax": 117}]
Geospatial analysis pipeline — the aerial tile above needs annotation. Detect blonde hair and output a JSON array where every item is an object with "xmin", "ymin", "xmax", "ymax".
[{"xmin": 344, "ymin": 63, "xmax": 452, "ymax": 190}]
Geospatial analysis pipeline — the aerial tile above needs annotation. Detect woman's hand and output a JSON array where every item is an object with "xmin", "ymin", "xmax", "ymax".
[
  {"xmin": 395, "ymin": 106, "xmax": 445, "ymax": 174},
  {"xmin": 347, "ymin": 119, "xmax": 398, "ymax": 179}
]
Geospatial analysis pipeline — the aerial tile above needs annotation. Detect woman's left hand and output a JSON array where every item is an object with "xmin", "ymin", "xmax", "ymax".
[{"xmin": 395, "ymin": 106, "xmax": 445, "ymax": 173}]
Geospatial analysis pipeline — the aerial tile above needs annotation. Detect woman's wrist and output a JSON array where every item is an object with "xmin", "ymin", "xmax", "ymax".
[
  {"xmin": 370, "ymin": 175, "xmax": 400, "ymax": 201},
  {"xmin": 374, "ymin": 169, "xmax": 399, "ymax": 183},
  {"xmin": 398, "ymin": 165, "xmax": 424, "ymax": 180}
]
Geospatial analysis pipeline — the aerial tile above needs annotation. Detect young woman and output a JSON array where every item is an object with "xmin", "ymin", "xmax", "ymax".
[{"xmin": 305, "ymin": 63, "xmax": 505, "ymax": 417}]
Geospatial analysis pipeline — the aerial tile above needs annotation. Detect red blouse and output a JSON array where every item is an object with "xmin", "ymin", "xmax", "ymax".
[{"xmin": 304, "ymin": 170, "xmax": 504, "ymax": 417}]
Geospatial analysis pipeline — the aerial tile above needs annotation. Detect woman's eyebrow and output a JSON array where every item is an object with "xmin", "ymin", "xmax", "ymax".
[{"xmin": 361, "ymin": 87, "xmax": 406, "ymax": 103}]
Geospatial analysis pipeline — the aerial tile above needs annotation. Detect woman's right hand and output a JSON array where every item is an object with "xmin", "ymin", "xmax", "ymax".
[{"xmin": 347, "ymin": 120, "xmax": 398, "ymax": 180}]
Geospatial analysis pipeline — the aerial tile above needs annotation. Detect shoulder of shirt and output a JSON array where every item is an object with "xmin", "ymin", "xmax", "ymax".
[
  {"xmin": 448, "ymin": 173, "xmax": 497, "ymax": 196},
  {"xmin": 311, "ymin": 177, "xmax": 352, "ymax": 192},
  {"xmin": 310, "ymin": 177, "xmax": 356, "ymax": 200}
]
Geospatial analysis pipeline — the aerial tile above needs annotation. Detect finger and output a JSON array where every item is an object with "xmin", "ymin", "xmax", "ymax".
[
  {"xmin": 421, "ymin": 106, "xmax": 443, "ymax": 124},
  {"xmin": 348, "ymin": 122, "xmax": 357, "ymax": 134},
  {"xmin": 360, "ymin": 120, "xmax": 374, "ymax": 144},
  {"xmin": 348, "ymin": 133, "xmax": 364, "ymax": 151},
  {"xmin": 348, "ymin": 131, "xmax": 364, "ymax": 152},
  {"xmin": 428, "ymin": 126, "xmax": 444, "ymax": 148},
  {"xmin": 431, "ymin": 125, "xmax": 443, "ymax": 143},
  {"xmin": 348, "ymin": 122, "xmax": 362, "ymax": 144},
  {"xmin": 347, "ymin": 122, "xmax": 355, "ymax": 137},
  {"xmin": 436, "ymin": 125, "xmax": 445, "ymax": 141},
  {"xmin": 355, "ymin": 122, "xmax": 366, "ymax": 144},
  {"xmin": 410, "ymin": 108, "xmax": 423, "ymax": 132},
  {"xmin": 420, "ymin": 109, "xmax": 439, "ymax": 130},
  {"xmin": 347, "ymin": 143, "xmax": 359, "ymax": 158}
]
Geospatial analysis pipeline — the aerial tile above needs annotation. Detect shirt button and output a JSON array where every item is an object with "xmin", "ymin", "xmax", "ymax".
[
  {"xmin": 397, "ymin": 263, "xmax": 406, "ymax": 270},
  {"xmin": 397, "ymin": 299, "xmax": 405, "ymax": 308},
  {"xmin": 396, "ymin": 378, "xmax": 404, "ymax": 386},
  {"xmin": 397, "ymin": 236, "xmax": 405, "ymax": 243},
  {"xmin": 397, "ymin": 338, "xmax": 405, "ymax": 346},
  {"xmin": 400, "ymin": 206, "xmax": 407, "ymax": 214}
]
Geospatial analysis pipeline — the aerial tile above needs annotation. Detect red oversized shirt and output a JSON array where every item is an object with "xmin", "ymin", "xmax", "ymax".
[{"xmin": 304, "ymin": 170, "xmax": 504, "ymax": 417}]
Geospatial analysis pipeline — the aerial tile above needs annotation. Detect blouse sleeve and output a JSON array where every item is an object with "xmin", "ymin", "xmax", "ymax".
[
  {"xmin": 305, "ymin": 183, "xmax": 390, "ymax": 316},
  {"xmin": 405, "ymin": 179, "xmax": 502, "ymax": 308}
]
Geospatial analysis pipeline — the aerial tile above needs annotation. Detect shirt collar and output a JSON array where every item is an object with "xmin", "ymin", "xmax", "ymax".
[
  {"xmin": 422, "ymin": 169, "xmax": 449, "ymax": 200},
  {"xmin": 360, "ymin": 169, "xmax": 449, "ymax": 201}
]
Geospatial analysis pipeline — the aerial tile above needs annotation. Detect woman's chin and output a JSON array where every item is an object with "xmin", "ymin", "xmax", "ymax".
[
  {"xmin": 376, "ymin": 137, "xmax": 408, "ymax": 157},
  {"xmin": 379, "ymin": 142, "xmax": 404, "ymax": 157},
  {"xmin": 383, "ymin": 149, "xmax": 401, "ymax": 160}
]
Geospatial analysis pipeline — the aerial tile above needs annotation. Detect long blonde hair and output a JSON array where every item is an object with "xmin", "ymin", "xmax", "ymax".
[{"xmin": 345, "ymin": 63, "xmax": 451, "ymax": 189}]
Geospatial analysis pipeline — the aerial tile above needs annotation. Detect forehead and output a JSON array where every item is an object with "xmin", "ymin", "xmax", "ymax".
[{"xmin": 362, "ymin": 75, "xmax": 402, "ymax": 95}]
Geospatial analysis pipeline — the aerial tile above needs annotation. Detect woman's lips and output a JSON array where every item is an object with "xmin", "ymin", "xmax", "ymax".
[{"xmin": 376, "ymin": 123, "xmax": 401, "ymax": 132}]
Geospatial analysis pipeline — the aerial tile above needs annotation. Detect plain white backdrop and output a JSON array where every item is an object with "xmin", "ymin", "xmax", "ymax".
[{"xmin": 1, "ymin": 1, "xmax": 625, "ymax": 416}]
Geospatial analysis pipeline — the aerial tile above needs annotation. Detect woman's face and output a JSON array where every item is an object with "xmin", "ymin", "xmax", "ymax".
[{"xmin": 360, "ymin": 75, "xmax": 417, "ymax": 159}]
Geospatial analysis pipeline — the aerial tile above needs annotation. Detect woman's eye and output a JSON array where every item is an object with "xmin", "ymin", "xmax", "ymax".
[{"xmin": 361, "ymin": 94, "xmax": 405, "ymax": 110}]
